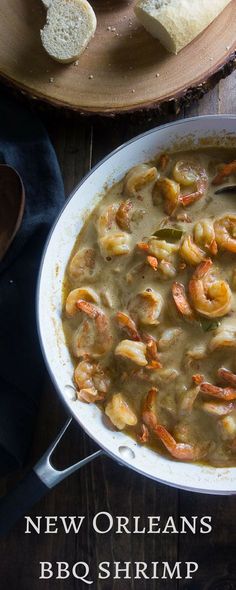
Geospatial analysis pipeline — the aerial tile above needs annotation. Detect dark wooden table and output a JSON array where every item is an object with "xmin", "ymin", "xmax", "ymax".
[{"xmin": 1, "ymin": 73, "xmax": 236, "ymax": 590}]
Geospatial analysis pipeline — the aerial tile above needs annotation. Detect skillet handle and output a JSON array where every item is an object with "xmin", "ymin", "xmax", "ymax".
[{"xmin": 0, "ymin": 418, "xmax": 103, "ymax": 537}]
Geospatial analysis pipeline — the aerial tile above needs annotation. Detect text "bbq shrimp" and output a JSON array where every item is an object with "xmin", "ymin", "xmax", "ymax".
[
  {"xmin": 73, "ymin": 301, "xmax": 113, "ymax": 358},
  {"xmin": 189, "ymin": 259, "xmax": 232, "ymax": 319}
]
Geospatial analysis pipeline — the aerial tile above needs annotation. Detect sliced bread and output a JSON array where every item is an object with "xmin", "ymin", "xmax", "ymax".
[
  {"xmin": 40, "ymin": 0, "xmax": 97, "ymax": 63},
  {"xmin": 134, "ymin": 0, "xmax": 232, "ymax": 54}
]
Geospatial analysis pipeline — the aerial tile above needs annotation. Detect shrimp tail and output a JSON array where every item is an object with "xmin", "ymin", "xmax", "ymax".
[
  {"xmin": 142, "ymin": 387, "xmax": 159, "ymax": 430},
  {"xmin": 146, "ymin": 255, "xmax": 158, "ymax": 270},
  {"xmin": 137, "ymin": 242, "xmax": 149, "ymax": 252},
  {"xmin": 218, "ymin": 368, "xmax": 236, "ymax": 387},
  {"xmin": 200, "ymin": 382, "xmax": 236, "ymax": 401},
  {"xmin": 172, "ymin": 282, "xmax": 194, "ymax": 319},
  {"xmin": 137, "ymin": 423, "xmax": 149, "ymax": 444},
  {"xmin": 153, "ymin": 424, "xmax": 203, "ymax": 461},
  {"xmin": 212, "ymin": 160, "xmax": 236, "ymax": 186},
  {"xmin": 76, "ymin": 300, "xmax": 99, "ymax": 318},
  {"xmin": 115, "ymin": 311, "xmax": 141, "ymax": 341}
]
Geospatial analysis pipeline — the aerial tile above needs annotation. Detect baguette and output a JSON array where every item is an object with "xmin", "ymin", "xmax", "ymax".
[
  {"xmin": 134, "ymin": 0, "xmax": 232, "ymax": 54},
  {"xmin": 40, "ymin": 0, "xmax": 97, "ymax": 63}
]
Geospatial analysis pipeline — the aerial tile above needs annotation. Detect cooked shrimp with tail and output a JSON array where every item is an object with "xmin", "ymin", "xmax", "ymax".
[{"xmin": 189, "ymin": 259, "xmax": 232, "ymax": 318}]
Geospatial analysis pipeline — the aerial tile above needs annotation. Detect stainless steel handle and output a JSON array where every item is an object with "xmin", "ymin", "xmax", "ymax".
[
  {"xmin": 0, "ymin": 418, "xmax": 103, "ymax": 536},
  {"xmin": 34, "ymin": 417, "xmax": 103, "ymax": 488}
]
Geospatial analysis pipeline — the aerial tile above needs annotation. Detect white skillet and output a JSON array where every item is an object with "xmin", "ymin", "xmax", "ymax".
[{"xmin": 1, "ymin": 115, "xmax": 236, "ymax": 537}]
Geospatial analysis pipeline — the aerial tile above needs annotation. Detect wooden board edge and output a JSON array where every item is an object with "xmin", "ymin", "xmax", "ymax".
[{"xmin": 0, "ymin": 50, "xmax": 235, "ymax": 117}]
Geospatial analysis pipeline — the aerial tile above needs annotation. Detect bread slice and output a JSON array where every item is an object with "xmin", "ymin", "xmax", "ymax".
[
  {"xmin": 134, "ymin": 0, "xmax": 232, "ymax": 54},
  {"xmin": 40, "ymin": 0, "xmax": 97, "ymax": 63}
]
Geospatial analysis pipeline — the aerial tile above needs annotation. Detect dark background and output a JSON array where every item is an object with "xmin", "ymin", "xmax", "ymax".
[{"xmin": 0, "ymin": 71, "xmax": 236, "ymax": 589}]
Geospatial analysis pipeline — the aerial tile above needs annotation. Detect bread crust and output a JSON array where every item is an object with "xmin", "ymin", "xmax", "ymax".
[
  {"xmin": 135, "ymin": 0, "xmax": 232, "ymax": 53},
  {"xmin": 40, "ymin": 0, "xmax": 97, "ymax": 63}
]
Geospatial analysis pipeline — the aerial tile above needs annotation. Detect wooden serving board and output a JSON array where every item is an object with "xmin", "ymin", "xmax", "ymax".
[{"xmin": 0, "ymin": 0, "xmax": 236, "ymax": 115}]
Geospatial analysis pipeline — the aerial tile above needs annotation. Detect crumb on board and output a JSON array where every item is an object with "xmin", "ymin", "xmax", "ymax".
[
  {"xmin": 88, "ymin": 74, "xmax": 94, "ymax": 79},
  {"xmin": 49, "ymin": 77, "xmax": 54, "ymax": 83},
  {"xmin": 74, "ymin": 60, "xmax": 79, "ymax": 66}
]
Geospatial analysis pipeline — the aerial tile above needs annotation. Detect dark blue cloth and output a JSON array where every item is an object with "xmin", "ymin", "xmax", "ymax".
[{"xmin": 0, "ymin": 91, "xmax": 64, "ymax": 475}]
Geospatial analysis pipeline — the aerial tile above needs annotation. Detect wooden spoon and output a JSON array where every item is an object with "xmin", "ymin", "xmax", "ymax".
[{"xmin": 0, "ymin": 164, "xmax": 25, "ymax": 262}]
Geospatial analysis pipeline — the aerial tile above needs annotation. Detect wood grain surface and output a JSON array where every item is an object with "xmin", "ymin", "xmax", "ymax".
[
  {"xmin": 0, "ymin": 0, "xmax": 236, "ymax": 114},
  {"xmin": 0, "ymin": 71, "xmax": 236, "ymax": 589}
]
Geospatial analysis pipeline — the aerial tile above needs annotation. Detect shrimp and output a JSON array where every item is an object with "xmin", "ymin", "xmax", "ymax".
[
  {"xmin": 138, "ymin": 423, "xmax": 149, "ymax": 443},
  {"xmin": 105, "ymin": 393, "xmax": 137, "ymax": 430},
  {"xmin": 146, "ymin": 255, "xmax": 158, "ymax": 271},
  {"xmin": 152, "ymin": 177, "xmax": 180, "ymax": 215},
  {"xmin": 65, "ymin": 287, "xmax": 99, "ymax": 317},
  {"xmin": 179, "ymin": 386, "xmax": 200, "ymax": 414},
  {"xmin": 154, "ymin": 424, "xmax": 204, "ymax": 461},
  {"xmin": 115, "ymin": 311, "xmax": 141, "ymax": 341},
  {"xmin": 142, "ymin": 387, "xmax": 159, "ymax": 430},
  {"xmin": 138, "ymin": 238, "xmax": 179, "ymax": 261},
  {"xmin": 219, "ymin": 415, "xmax": 236, "ymax": 440},
  {"xmin": 192, "ymin": 373, "xmax": 205, "ymax": 385},
  {"xmin": 189, "ymin": 259, "xmax": 232, "ymax": 318},
  {"xmin": 212, "ymin": 160, "xmax": 236, "ymax": 186},
  {"xmin": 185, "ymin": 344, "xmax": 207, "ymax": 365},
  {"xmin": 128, "ymin": 289, "xmax": 163, "ymax": 325},
  {"xmin": 96, "ymin": 203, "xmax": 131, "ymax": 257},
  {"xmin": 158, "ymin": 328, "xmax": 183, "ymax": 351},
  {"xmin": 172, "ymin": 282, "xmax": 194, "ymax": 319},
  {"xmin": 99, "ymin": 232, "xmax": 131, "ymax": 258},
  {"xmin": 201, "ymin": 401, "xmax": 234, "ymax": 416},
  {"xmin": 142, "ymin": 333, "xmax": 162, "ymax": 368},
  {"xmin": 158, "ymin": 260, "xmax": 176, "ymax": 279},
  {"xmin": 173, "ymin": 161, "xmax": 208, "ymax": 207},
  {"xmin": 214, "ymin": 215, "xmax": 236, "ymax": 253},
  {"xmin": 116, "ymin": 200, "xmax": 133, "ymax": 232},
  {"xmin": 158, "ymin": 153, "xmax": 170, "ymax": 171},
  {"xmin": 217, "ymin": 368, "xmax": 236, "ymax": 387},
  {"xmin": 123, "ymin": 164, "xmax": 158, "ymax": 198},
  {"xmin": 140, "ymin": 388, "xmax": 203, "ymax": 459},
  {"xmin": 179, "ymin": 235, "xmax": 206, "ymax": 266},
  {"xmin": 194, "ymin": 219, "xmax": 218, "ymax": 256},
  {"xmin": 74, "ymin": 360, "xmax": 110, "ymax": 403},
  {"xmin": 68, "ymin": 247, "xmax": 97, "ymax": 283},
  {"xmin": 199, "ymin": 381, "xmax": 236, "ymax": 401},
  {"xmin": 73, "ymin": 301, "xmax": 113, "ymax": 358},
  {"xmin": 96, "ymin": 203, "xmax": 118, "ymax": 237},
  {"xmin": 173, "ymin": 160, "xmax": 203, "ymax": 186},
  {"xmin": 208, "ymin": 327, "xmax": 236, "ymax": 351},
  {"xmin": 115, "ymin": 339, "xmax": 148, "ymax": 366}
]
